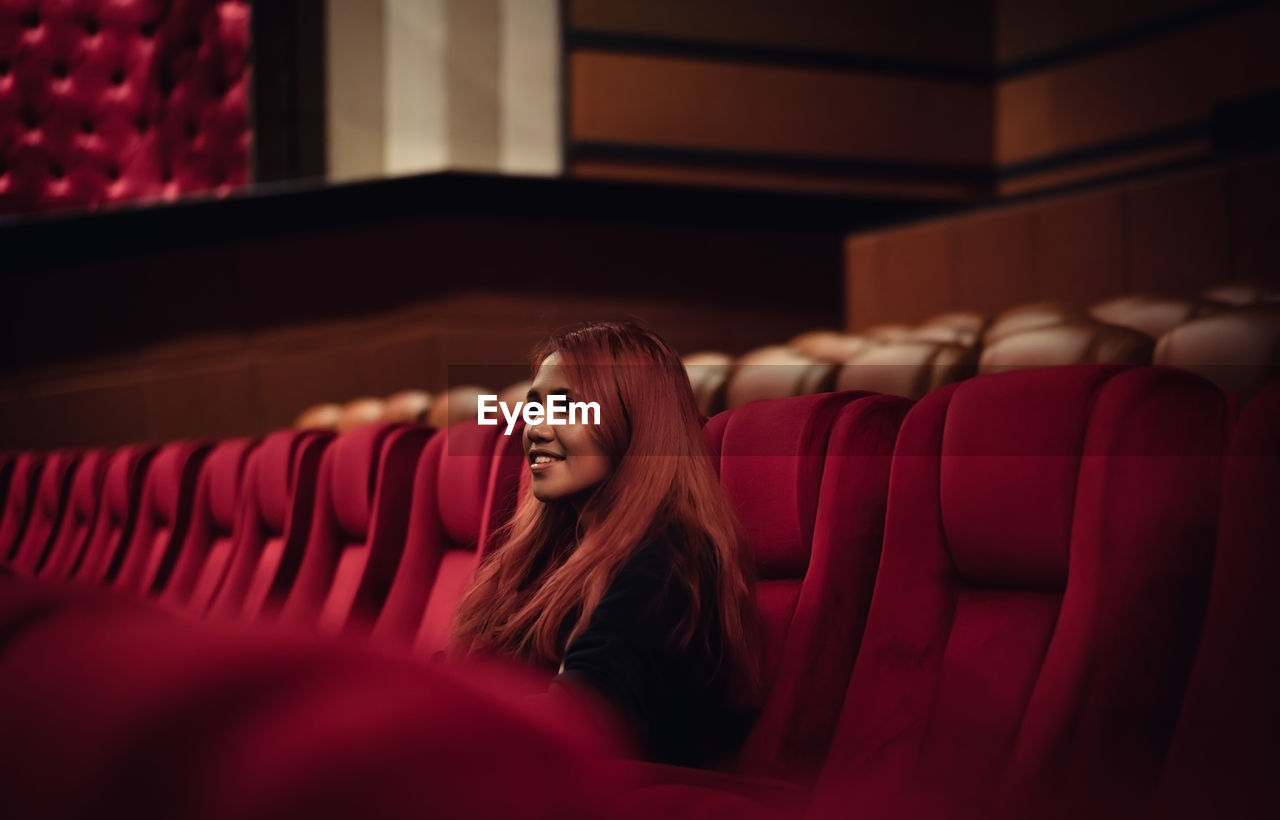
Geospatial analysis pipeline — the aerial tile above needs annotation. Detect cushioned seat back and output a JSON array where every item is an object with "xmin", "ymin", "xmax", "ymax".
[
  {"xmin": 157, "ymin": 439, "xmax": 258, "ymax": 613},
  {"xmin": 109, "ymin": 442, "xmax": 212, "ymax": 596},
  {"xmin": 206, "ymin": 430, "xmax": 332, "ymax": 622},
  {"xmin": 70, "ymin": 446, "xmax": 157, "ymax": 583},
  {"xmin": 1154, "ymin": 303, "xmax": 1280, "ymax": 404},
  {"xmin": 913, "ymin": 311, "xmax": 989, "ymax": 347},
  {"xmin": 278, "ymin": 423, "xmax": 431, "ymax": 635},
  {"xmin": 984, "ymin": 301, "xmax": 1083, "ymax": 345},
  {"xmin": 726, "ymin": 346, "xmax": 837, "ymax": 409},
  {"xmin": 722, "ymin": 392, "xmax": 912, "ymax": 783},
  {"xmin": 837, "ymin": 340, "xmax": 977, "ymax": 399},
  {"xmin": 0, "ymin": 453, "xmax": 43, "ymax": 561},
  {"xmin": 1200, "ymin": 281, "xmax": 1280, "ymax": 307},
  {"xmin": 373, "ymin": 421, "xmax": 490, "ymax": 649},
  {"xmin": 37, "ymin": 449, "xmax": 110, "ymax": 579},
  {"xmin": 1089, "ymin": 294, "xmax": 1199, "ymax": 338},
  {"xmin": 979, "ymin": 321, "xmax": 1154, "ymax": 373},
  {"xmin": 808, "ymin": 366, "xmax": 1229, "ymax": 820},
  {"xmin": 682, "ymin": 352, "xmax": 735, "ymax": 417},
  {"xmin": 402, "ymin": 422, "xmax": 524, "ymax": 655},
  {"xmin": 789, "ymin": 332, "xmax": 876, "ymax": 363},
  {"xmin": 1152, "ymin": 378, "xmax": 1280, "ymax": 820},
  {"xmin": 8, "ymin": 451, "xmax": 81, "ymax": 575}
]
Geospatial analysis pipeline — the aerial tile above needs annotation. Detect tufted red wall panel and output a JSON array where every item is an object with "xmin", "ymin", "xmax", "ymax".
[{"xmin": 0, "ymin": 0, "xmax": 250, "ymax": 216}]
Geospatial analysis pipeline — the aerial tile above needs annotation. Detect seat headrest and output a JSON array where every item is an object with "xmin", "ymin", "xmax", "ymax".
[
  {"xmin": 979, "ymin": 321, "xmax": 1154, "ymax": 373},
  {"xmin": 1154, "ymin": 303, "xmax": 1280, "ymax": 403},
  {"xmin": 206, "ymin": 440, "xmax": 254, "ymax": 531},
  {"xmin": 715, "ymin": 393, "xmax": 851, "ymax": 579},
  {"xmin": 69, "ymin": 450, "xmax": 109, "ymax": 516},
  {"xmin": 328, "ymin": 424, "xmax": 401, "ymax": 541},
  {"xmin": 435, "ymin": 423, "xmax": 503, "ymax": 544}
]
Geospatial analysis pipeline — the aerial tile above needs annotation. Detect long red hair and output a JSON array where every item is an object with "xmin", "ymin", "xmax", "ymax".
[{"xmin": 450, "ymin": 321, "xmax": 761, "ymax": 708}]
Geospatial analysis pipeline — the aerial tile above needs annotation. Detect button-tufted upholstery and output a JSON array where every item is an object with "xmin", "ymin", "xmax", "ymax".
[
  {"xmin": 34, "ymin": 447, "xmax": 109, "ymax": 579},
  {"xmin": 156, "ymin": 437, "xmax": 256, "ymax": 613},
  {"xmin": 7, "ymin": 448, "xmax": 78, "ymax": 575},
  {"xmin": 205, "ymin": 429, "xmax": 332, "ymax": 621},
  {"xmin": 276, "ymin": 422, "xmax": 432, "ymax": 636},
  {"xmin": 0, "ymin": 0, "xmax": 250, "ymax": 215}
]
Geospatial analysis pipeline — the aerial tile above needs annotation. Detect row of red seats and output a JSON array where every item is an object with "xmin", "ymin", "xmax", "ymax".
[{"xmin": 0, "ymin": 365, "xmax": 1276, "ymax": 819}]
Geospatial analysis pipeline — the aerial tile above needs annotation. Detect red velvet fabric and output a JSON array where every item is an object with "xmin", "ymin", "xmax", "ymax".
[
  {"xmin": 65, "ymin": 444, "xmax": 155, "ymax": 583},
  {"xmin": 1152, "ymin": 378, "xmax": 1280, "ymax": 820},
  {"xmin": 109, "ymin": 440, "xmax": 211, "ymax": 596},
  {"xmin": 803, "ymin": 366, "xmax": 1229, "ymax": 820},
  {"xmin": 0, "ymin": 577, "xmax": 617, "ymax": 820},
  {"xmin": 371, "ymin": 421, "xmax": 525, "ymax": 652},
  {"xmin": 157, "ymin": 437, "xmax": 256, "ymax": 613},
  {"xmin": 277, "ymin": 423, "xmax": 431, "ymax": 636},
  {"xmin": 34, "ymin": 447, "xmax": 108, "ymax": 579},
  {"xmin": 0, "ymin": 0, "xmax": 251, "ymax": 215},
  {"xmin": 0, "ymin": 451, "xmax": 42, "ymax": 560},
  {"xmin": 205, "ymin": 429, "xmax": 332, "ymax": 622},
  {"xmin": 7, "ymin": 448, "xmax": 79, "ymax": 574}
]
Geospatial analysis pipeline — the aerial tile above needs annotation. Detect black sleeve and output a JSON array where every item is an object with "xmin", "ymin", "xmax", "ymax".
[{"xmin": 555, "ymin": 540, "xmax": 694, "ymax": 758}]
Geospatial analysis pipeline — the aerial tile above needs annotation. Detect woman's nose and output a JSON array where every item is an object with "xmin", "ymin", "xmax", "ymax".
[{"xmin": 526, "ymin": 421, "xmax": 554, "ymax": 443}]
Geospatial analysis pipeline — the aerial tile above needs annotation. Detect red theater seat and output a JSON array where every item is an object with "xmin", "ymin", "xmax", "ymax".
[
  {"xmin": 7, "ymin": 450, "xmax": 80, "ymax": 576},
  {"xmin": 372, "ymin": 420, "xmax": 523, "ymax": 653},
  {"xmin": 157, "ymin": 438, "xmax": 258, "ymax": 614},
  {"xmin": 206, "ymin": 430, "xmax": 332, "ymax": 622},
  {"xmin": 0, "ymin": 452, "xmax": 43, "ymax": 562},
  {"xmin": 0, "ymin": 577, "xmax": 616, "ymax": 820},
  {"xmin": 35, "ymin": 449, "xmax": 111, "ymax": 580},
  {"xmin": 1152, "ymin": 378, "xmax": 1280, "ymax": 820},
  {"xmin": 67, "ymin": 445, "xmax": 158, "ymax": 583},
  {"xmin": 109, "ymin": 441, "xmax": 213, "ymax": 596},
  {"xmin": 803, "ymin": 366, "xmax": 1228, "ymax": 820},
  {"xmin": 277, "ymin": 423, "xmax": 431, "ymax": 635},
  {"xmin": 713, "ymin": 392, "xmax": 911, "ymax": 783}
]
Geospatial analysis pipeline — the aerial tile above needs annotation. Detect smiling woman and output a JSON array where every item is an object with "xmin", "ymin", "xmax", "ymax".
[{"xmin": 449, "ymin": 321, "xmax": 763, "ymax": 767}]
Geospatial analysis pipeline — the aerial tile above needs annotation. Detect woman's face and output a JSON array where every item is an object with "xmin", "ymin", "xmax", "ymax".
[{"xmin": 523, "ymin": 352, "xmax": 612, "ymax": 503}]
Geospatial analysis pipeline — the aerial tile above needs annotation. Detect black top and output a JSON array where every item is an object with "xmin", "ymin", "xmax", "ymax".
[{"xmin": 554, "ymin": 538, "xmax": 750, "ymax": 767}]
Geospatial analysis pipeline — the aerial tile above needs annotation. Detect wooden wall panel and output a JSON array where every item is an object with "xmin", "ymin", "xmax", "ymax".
[
  {"xmin": 845, "ymin": 235, "xmax": 881, "ymax": 332},
  {"xmin": 570, "ymin": 0, "xmax": 993, "ymax": 67},
  {"xmin": 996, "ymin": 0, "xmax": 1223, "ymax": 64},
  {"xmin": 142, "ymin": 361, "xmax": 262, "ymax": 443},
  {"xmin": 18, "ymin": 381, "xmax": 150, "ymax": 450},
  {"xmin": 1031, "ymin": 188, "xmax": 1127, "ymax": 305},
  {"xmin": 951, "ymin": 206, "xmax": 1037, "ymax": 314},
  {"xmin": 1227, "ymin": 153, "xmax": 1280, "ymax": 286},
  {"xmin": 873, "ymin": 223, "xmax": 955, "ymax": 325},
  {"xmin": 997, "ymin": 6, "xmax": 1278, "ymax": 166},
  {"xmin": 253, "ymin": 343, "xmax": 377, "ymax": 433},
  {"xmin": 1126, "ymin": 167, "xmax": 1230, "ymax": 296},
  {"xmin": 570, "ymin": 52, "xmax": 993, "ymax": 167}
]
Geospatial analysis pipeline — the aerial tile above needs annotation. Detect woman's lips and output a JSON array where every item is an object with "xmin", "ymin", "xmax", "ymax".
[{"xmin": 529, "ymin": 452, "xmax": 564, "ymax": 474}]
